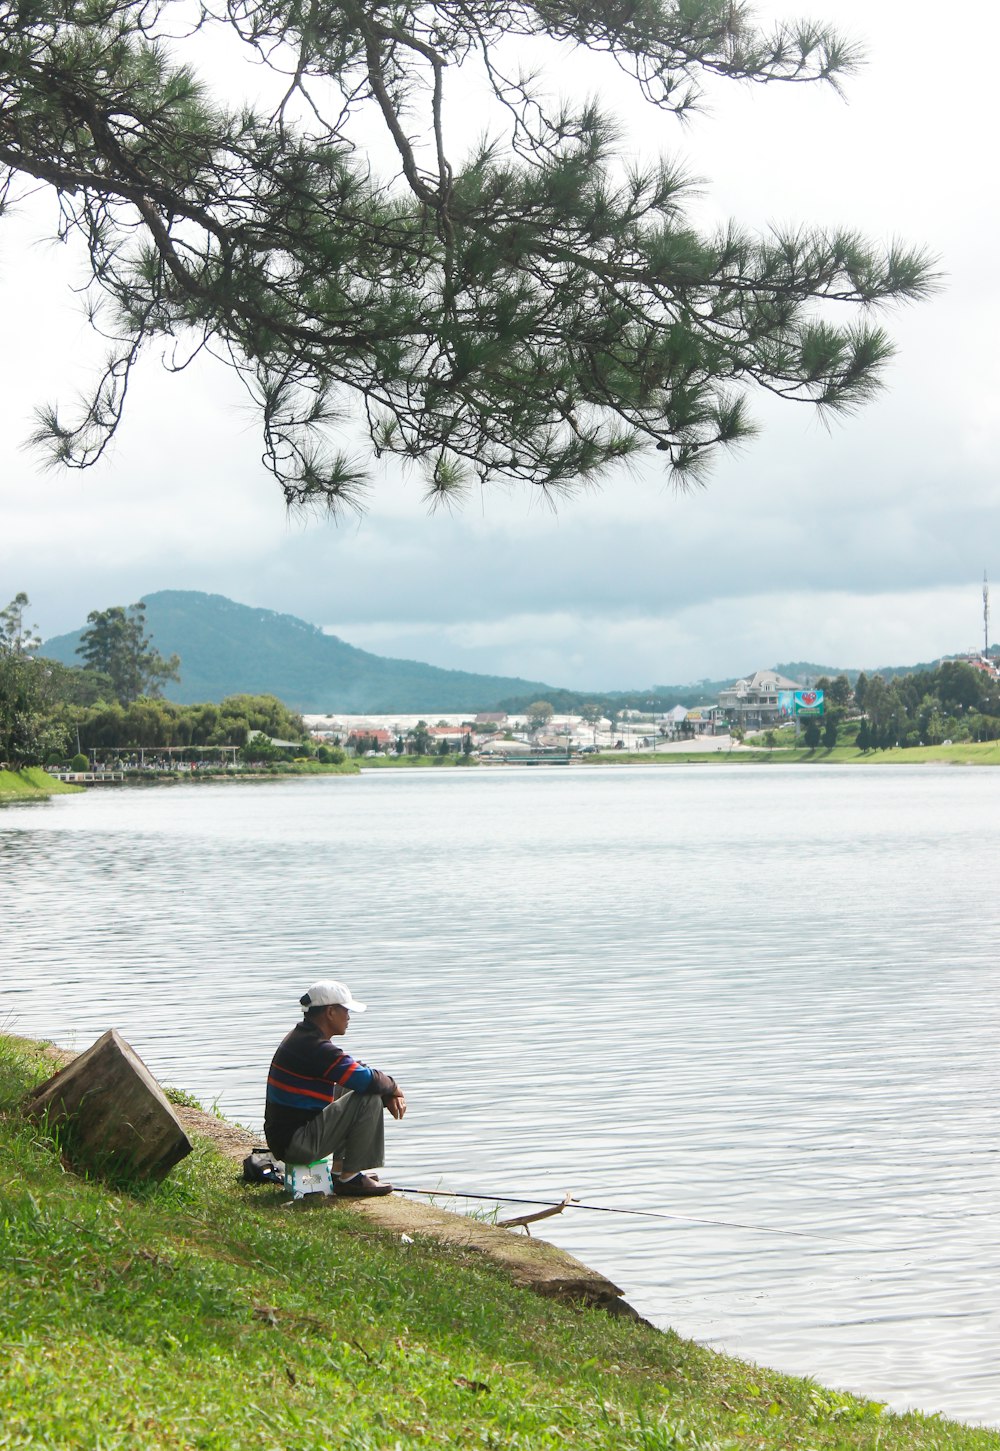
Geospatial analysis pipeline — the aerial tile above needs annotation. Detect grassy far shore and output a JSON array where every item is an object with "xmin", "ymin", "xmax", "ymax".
[
  {"xmin": 1, "ymin": 1036, "xmax": 997, "ymax": 1451},
  {"xmin": 356, "ymin": 740, "xmax": 1000, "ymax": 768},
  {"xmin": 0, "ymin": 766, "xmax": 83, "ymax": 801},
  {"xmin": 573, "ymin": 740, "xmax": 1000, "ymax": 766},
  {"xmin": 357, "ymin": 753, "xmax": 476, "ymax": 768},
  {"xmin": 64, "ymin": 743, "xmax": 1000, "ymax": 777}
]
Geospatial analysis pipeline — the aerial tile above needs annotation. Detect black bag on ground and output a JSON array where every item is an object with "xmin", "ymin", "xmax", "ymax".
[{"xmin": 242, "ymin": 1149, "xmax": 284, "ymax": 1186}]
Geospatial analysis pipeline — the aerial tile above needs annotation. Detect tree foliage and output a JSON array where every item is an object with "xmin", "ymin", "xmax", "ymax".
[
  {"xmin": 36, "ymin": 657, "xmax": 116, "ymax": 707},
  {"xmin": 815, "ymin": 673, "xmax": 851, "ymax": 708},
  {"xmin": 53, "ymin": 691, "xmax": 306, "ymax": 749},
  {"xmin": 856, "ymin": 661, "xmax": 1000, "ymax": 748},
  {"xmin": 0, "ymin": 0, "xmax": 934, "ymax": 511},
  {"xmin": 527, "ymin": 699, "xmax": 555, "ymax": 731},
  {"xmin": 0, "ymin": 592, "xmax": 41, "ymax": 654},
  {"xmin": 77, "ymin": 602, "xmax": 180, "ymax": 705},
  {"xmin": 0, "ymin": 592, "xmax": 61, "ymax": 765},
  {"xmin": 408, "ymin": 721, "xmax": 432, "ymax": 754},
  {"xmin": 0, "ymin": 647, "xmax": 46, "ymax": 765}
]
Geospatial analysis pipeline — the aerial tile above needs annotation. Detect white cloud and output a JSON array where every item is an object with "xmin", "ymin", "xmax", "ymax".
[{"xmin": 324, "ymin": 584, "xmax": 989, "ymax": 691}]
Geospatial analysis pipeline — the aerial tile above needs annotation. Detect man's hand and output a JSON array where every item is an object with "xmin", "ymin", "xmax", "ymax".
[{"xmin": 386, "ymin": 1090, "xmax": 407, "ymax": 1120}]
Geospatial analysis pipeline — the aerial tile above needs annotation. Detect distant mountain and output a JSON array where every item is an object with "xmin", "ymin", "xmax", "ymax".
[
  {"xmin": 773, "ymin": 661, "xmax": 855, "ymax": 684},
  {"xmin": 775, "ymin": 655, "xmax": 995, "ymax": 685},
  {"xmin": 41, "ymin": 591, "xmax": 557, "ymax": 712},
  {"xmin": 649, "ymin": 677, "xmax": 737, "ymax": 706}
]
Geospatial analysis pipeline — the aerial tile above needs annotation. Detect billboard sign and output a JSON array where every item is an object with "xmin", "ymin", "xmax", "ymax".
[{"xmin": 778, "ymin": 689, "xmax": 824, "ymax": 717}]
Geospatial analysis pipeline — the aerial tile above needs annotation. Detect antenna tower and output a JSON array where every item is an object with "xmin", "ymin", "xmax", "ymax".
[{"xmin": 984, "ymin": 571, "xmax": 991, "ymax": 659}]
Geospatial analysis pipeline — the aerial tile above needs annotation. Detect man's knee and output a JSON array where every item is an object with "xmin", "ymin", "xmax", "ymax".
[{"xmin": 357, "ymin": 1092, "xmax": 383, "ymax": 1122}]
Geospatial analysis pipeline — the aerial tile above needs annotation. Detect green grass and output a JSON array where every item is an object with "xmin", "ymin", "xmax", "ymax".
[
  {"xmin": 358, "ymin": 754, "xmax": 475, "ymax": 768},
  {"xmin": 1, "ymin": 1036, "xmax": 997, "ymax": 1450},
  {"xmin": 849, "ymin": 740, "xmax": 1000, "ymax": 764},
  {"xmin": 264, "ymin": 759, "xmax": 359, "ymax": 775},
  {"xmin": 0, "ymin": 767, "xmax": 82, "ymax": 802},
  {"xmin": 110, "ymin": 760, "xmax": 361, "ymax": 782},
  {"xmin": 580, "ymin": 741, "xmax": 1000, "ymax": 766}
]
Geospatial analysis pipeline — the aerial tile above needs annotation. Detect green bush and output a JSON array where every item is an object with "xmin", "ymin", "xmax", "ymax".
[
  {"xmin": 45, "ymin": 750, "xmax": 64, "ymax": 766},
  {"xmin": 69, "ymin": 752, "xmax": 89, "ymax": 772},
  {"xmin": 802, "ymin": 719, "xmax": 822, "ymax": 750}
]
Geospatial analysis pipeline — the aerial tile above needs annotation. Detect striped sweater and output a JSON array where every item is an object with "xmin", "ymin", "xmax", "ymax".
[{"xmin": 264, "ymin": 1019, "xmax": 398, "ymax": 1159}]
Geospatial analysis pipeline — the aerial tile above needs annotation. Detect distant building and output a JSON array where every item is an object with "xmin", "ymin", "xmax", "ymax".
[
  {"xmin": 718, "ymin": 670, "xmax": 802, "ymax": 731},
  {"xmin": 657, "ymin": 704, "xmax": 722, "ymax": 738},
  {"xmin": 683, "ymin": 706, "xmax": 723, "ymax": 736},
  {"xmin": 478, "ymin": 739, "xmax": 536, "ymax": 756},
  {"xmin": 346, "ymin": 728, "xmax": 395, "ymax": 749},
  {"xmin": 427, "ymin": 725, "xmax": 469, "ymax": 743},
  {"xmin": 944, "ymin": 653, "xmax": 1000, "ymax": 681},
  {"xmin": 651, "ymin": 705, "xmax": 688, "ymax": 739},
  {"xmin": 475, "ymin": 712, "xmax": 508, "ymax": 725}
]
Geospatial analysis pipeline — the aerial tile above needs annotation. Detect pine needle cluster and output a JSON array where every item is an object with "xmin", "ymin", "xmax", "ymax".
[{"xmin": 0, "ymin": 0, "xmax": 936, "ymax": 509}]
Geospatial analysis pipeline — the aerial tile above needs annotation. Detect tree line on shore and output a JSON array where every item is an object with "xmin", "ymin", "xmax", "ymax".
[
  {"xmin": 0, "ymin": 592, "xmax": 310, "ymax": 768},
  {"xmin": 848, "ymin": 663, "xmax": 1000, "ymax": 749},
  {"xmin": 788, "ymin": 665, "xmax": 1000, "ymax": 751}
]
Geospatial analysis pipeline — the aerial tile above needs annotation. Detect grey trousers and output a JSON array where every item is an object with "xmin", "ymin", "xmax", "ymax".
[{"xmin": 283, "ymin": 1089, "xmax": 385, "ymax": 1173}]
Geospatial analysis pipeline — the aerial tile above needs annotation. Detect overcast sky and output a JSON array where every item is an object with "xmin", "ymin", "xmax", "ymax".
[{"xmin": 2, "ymin": 0, "xmax": 997, "ymax": 691}]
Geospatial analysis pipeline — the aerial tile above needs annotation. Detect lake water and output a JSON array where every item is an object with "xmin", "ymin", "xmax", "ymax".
[{"xmin": 2, "ymin": 766, "xmax": 999, "ymax": 1427}]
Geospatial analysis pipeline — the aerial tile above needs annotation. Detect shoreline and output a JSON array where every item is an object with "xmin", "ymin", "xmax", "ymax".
[
  {"xmin": 8, "ymin": 738, "xmax": 1000, "ymax": 804},
  {"xmin": 3, "ymin": 1030, "xmax": 997, "ymax": 1444},
  {"xmin": 0, "ymin": 767, "xmax": 84, "ymax": 803},
  {"xmin": 572, "ymin": 744, "xmax": 1000, "ymax": 766}
]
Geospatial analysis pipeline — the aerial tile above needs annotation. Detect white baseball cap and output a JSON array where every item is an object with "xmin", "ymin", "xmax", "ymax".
[{"xmin": 299, "ymin": 979, "xmax": 367, "ymax": 1013}]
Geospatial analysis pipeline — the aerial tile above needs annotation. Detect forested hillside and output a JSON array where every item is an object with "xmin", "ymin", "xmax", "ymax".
[{"xmin": 42, "ymin": 591, "xmax": 554, "ymax": 711}]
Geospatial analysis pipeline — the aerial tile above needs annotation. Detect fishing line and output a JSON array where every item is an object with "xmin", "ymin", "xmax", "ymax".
[{"xmin": 394, "ymin": 1186, "xmax": 851, "ymax": 1242}]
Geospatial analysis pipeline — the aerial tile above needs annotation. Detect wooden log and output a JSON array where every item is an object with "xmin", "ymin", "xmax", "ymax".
[{"xmin": 24, "ymin": 1028, "xmax": 192, "ymax": 1181}]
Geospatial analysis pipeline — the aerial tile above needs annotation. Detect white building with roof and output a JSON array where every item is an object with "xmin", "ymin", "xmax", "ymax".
[{"xmin": 717, "ymin": 670, "xmax": 802, "ymax": 731}]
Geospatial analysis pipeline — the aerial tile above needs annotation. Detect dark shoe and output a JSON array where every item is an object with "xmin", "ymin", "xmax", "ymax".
[{"xmin": 335, "ymin": 1173, "xmax": 392, "ymax": 1198}]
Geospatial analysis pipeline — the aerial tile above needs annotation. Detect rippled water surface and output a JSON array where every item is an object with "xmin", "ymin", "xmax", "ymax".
[{"xmin": 3, "ymin": 766, "xmax": 999, "ymax": 1425}]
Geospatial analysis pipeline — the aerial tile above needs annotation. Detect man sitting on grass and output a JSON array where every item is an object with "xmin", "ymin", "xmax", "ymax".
[{"xmin": 264, "ymin": 979, "xmax": 406, "ymax": 1197}]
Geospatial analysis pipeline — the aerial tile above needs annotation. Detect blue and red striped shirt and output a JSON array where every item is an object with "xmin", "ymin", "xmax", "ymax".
[{"xmin": 264, "ymin": 1019, "xmax": 397, "ymax": 1158}]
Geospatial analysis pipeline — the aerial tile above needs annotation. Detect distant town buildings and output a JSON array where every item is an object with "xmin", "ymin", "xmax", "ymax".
[{"xmin": 306, "ymin": 700, "xmax": 741, "ymax": 753}]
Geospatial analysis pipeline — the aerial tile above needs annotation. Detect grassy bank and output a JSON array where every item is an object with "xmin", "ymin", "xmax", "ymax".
[
  {"xmin": 90, "ymin": 760, "xmax": 361, "ymax": 785},
  {"xmin": 358, "ymin": 753, "xmax": 475, "ymax": 768},
  {"xmin": 0, "ymin": 766, "xmax": 82, "ymax": 802},
  {"xmin": 581, "ymin": 741, "xmax": 1000, "ymax": 766},
  {"xmin": 842, "ymin": 740, "xmax": 1000, "ymax": 764},
  {"xmin": 232, "ymin": 759, "xmax": 359, "ymax": 777},
  {"xmin": 1, "ymin": 1036, "xmax": 996, "ymax": 1450},
  {"xmin": 353, "ymin": 742, "xmax": 1000, "ymax": 771}
]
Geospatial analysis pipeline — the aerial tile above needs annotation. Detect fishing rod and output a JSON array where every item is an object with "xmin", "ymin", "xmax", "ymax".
[{"xmin": 394, "ymin": 1186, "xmax": 848, "ymax": 1242}]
